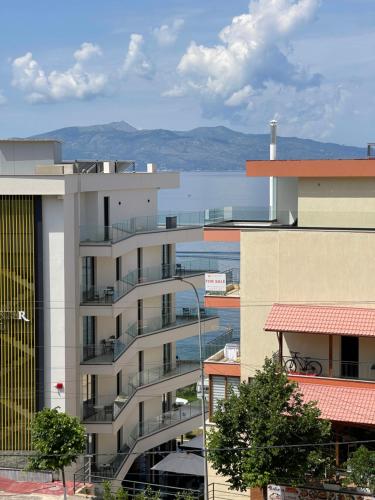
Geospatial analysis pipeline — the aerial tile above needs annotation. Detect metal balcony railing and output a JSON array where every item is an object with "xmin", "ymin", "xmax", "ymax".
[
  {"xmin": 283, "ymin": 355, "xmax": 375, "ymax": 381},
  {"xmin": 81, "ymin": 259, "xmax": 218, "ymax": 305}
]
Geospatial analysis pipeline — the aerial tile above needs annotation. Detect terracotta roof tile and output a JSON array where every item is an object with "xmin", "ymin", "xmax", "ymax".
[
  {"xmin": 297, "ymin": 380, "xmax": 375, "ymax": 426},
  {"xmin": 264, "ymin": 304, "xmax": 375, "ymax": 337}
]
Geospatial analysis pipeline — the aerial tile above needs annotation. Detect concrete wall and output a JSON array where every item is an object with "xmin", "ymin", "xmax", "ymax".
[
  {"xmin": 0, "ymin": 141, "xmax": 61, "ymax": 175},
  {"xmin": 240, "ymin": 228, "xmax": 375, "ymax": 380},
  {"xmin": 298, "ymin": 178, "xmax": 375, "ymax": 228}
]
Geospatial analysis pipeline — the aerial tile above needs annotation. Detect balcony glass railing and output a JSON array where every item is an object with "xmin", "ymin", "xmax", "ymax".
[
  {"xmin": 81, "ymin": 259, "xmax": 218, "ymax": 305},
  {"xmin": 80, "ymin": 207, "xmax": 273, "ymax": 244},
  {"xmin": 81, "ymin": 307, "xmax": 219, "ymax": 364},
  {"xmin": 90, "ymin": 400, "xmax": 204, "ymax": 478},
  {"xmin": 80, "ymin": 212, "xmax": 205, "ymax": 244},
  {"xmin": 82, "ymin": 360, "xmax": 200, "ymax": 423},
  {"xmin": 283, "ymin": 356, "xmax": 375, "ymax": 381}
]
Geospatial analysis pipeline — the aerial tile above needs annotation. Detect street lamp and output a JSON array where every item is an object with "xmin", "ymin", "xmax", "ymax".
[{"xmin": 174, "ymin": 276, "xmax": 209, "ymax": 500}]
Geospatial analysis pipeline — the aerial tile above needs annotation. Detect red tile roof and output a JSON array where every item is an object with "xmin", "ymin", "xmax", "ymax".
[
  {"xmin": 295, "ymin": 378, "xmax": 375, "ymax": 426},
  {"xmin": 264, "ymin": 304, "xmax": 375, "ymax": 337}
]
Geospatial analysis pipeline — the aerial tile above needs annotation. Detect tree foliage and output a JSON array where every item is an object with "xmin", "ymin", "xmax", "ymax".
[
  {"xmin": 207, "ymin": 358, "xmax": 331, "ymax": 491},
  {"xmin": 28, "ymin": 407, "xmax": 86, "ymax": 493},
  {"xmin": 344, "ymin": 446, "xmax": 375, "ymax": 493}
]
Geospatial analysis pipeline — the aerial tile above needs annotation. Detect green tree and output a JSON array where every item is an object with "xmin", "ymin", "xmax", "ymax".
[
  {"xmin": 175, "ymin": 490, "xmax": 196, "ymax": 499},
  {"xmin": 103, "ymin": 480, "xmax": 114, "ymax": 500},
  {"xmin": 207, "ymin": 358, "xmax": 331, "ymax": 496},
  {"xmin": 28, "ymin": 407, "xmax": 86, "ymax": 500},
  {"xmin": 115, "ymin": 485, "xmax": 129, "ymax": 499},
  {"xmin": 344, "ymin": 446, "xmax": 375, "ymax": 493}
]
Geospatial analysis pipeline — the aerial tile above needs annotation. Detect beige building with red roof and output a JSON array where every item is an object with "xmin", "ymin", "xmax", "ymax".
[{"xmin": 204, "ymin": 152, "xmax": 375, "ymax": 471}]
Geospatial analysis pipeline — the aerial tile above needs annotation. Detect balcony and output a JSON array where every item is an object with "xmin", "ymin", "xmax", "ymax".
[
  {"xmin": 86, "ymin": 400, "xmax": 205, "ymax": 479},
  {"xmin": 81, "ymin": 307, "xmax": 219, "ymax": 367},
  {"xmin": 81, "ymin": 259, "xmax": 218, "ymax": 306},
  {"xmin": 80, "ymin": 212, "xmax": 206, "ymax": 245},
  {"xmin": 83, "ymin": 360, "xmax": 200, "ymax": 429},
  {"xmin": 283, "ymin": 356, "xmax": 375, "ymax": 382}
]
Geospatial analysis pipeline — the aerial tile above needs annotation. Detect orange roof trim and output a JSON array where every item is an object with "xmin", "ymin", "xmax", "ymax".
[
  {"xmin": 246, "ymin": 158, "xmax": 375, "ymax": 178},
  {"xmin": 265, "ymin": 303, "xmax": 375, "ymax": 338}
]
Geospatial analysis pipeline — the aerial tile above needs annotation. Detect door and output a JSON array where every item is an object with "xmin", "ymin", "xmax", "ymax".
[
  {"xmin": 104, "ymin": 196, "xmax": 110, "ymax": 240},
  {"xmin": 162, "ymin": 244, "xmax": 172, "ymax": 278},
  {"xmin": 139, "ymin": 401, "xmax": 144, "ymax": 437},
  {"xmin": 83, "ymin": 316, "xmax": 96, "ymax": 361},
  {"xmin": 82, "ymin": 375, "xmax": 96, "ymax": 419},
  {"xmin": 162, "ymin": 294, "xmax": 172, "ymax": 327},
  {"xmin": 137, "ymin": 248, "xmax": 143, "ymax": 282},
  {"xmin": 137, "ymin": 299, "xmax": 143, "ymax": 334},
  {"xmin": 85, "ymin": 433, "xmax": 97, "ymax": 474},
  {"xmin": 341, "ymin": 336, "xmax": 359, "ymax": 378},
  {"xmin": 116, "ymin": 314, "xmax": 122, "ymax": 340},
  {"xmin": 116, "ymin": 257, "xmax": 122, "ymax": 281},
  {"xmin": 82, "ymin": 257, "xmax": 95, "ymax": 300},
  {"xmin": 163, "ymin": 343, "xmax": 172, "ymax": 374},
  {"xmin": 138, "ymin": 350, "xmax": 144, "ymax": 385}
]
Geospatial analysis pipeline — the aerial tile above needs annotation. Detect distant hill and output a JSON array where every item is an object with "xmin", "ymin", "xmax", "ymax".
[{"xmin": 30, "ymin": 121, "xmax": 365, "ymax": 171}]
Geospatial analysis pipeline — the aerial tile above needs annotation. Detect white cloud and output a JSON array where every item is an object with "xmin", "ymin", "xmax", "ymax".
[
  {"xmin": 153, "ymin": 19, "xmax": 184, "ymax": 46},
  {"xmin": 74, "ymin": 42, "xmax": 102, "ymax": 61},
  {"xmin": 164, "ymin": 0, "xmax": 342, "ymax": 137},
  {"xmin": 0, "ymin": 90, "xmax": 6, "ymax": 105},
  {"xmin": 11, "ymin": 43, "xmax": 108, "ymax": 103},
  {"xmin": 122, "ymin": 34, "xmax": 154, "ymax": 79}
]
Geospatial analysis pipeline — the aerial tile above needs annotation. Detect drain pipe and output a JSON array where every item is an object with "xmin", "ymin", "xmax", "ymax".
[{"xmin": 269, "ymin": 120, "xmax": 277, "ymax": 219}]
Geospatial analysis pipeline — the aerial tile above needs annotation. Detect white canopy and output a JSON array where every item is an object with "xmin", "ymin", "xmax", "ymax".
[{"xmin": 151, "ymin": 452, "xmax": 204, "ymax": 476}]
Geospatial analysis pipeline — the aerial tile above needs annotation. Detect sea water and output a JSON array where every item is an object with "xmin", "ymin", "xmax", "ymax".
[{"xmin": 158, "ymin": 172, "xmax": 268, "ymax": 359}]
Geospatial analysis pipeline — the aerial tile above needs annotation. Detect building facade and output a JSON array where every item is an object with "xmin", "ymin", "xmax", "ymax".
[
  {"xmin": 203, "ymin": 156, "xmax": 375, "ymax": 492},
  {"xmin": 0, "ymin": 140, "xmax": 222, "ymax": 480}
]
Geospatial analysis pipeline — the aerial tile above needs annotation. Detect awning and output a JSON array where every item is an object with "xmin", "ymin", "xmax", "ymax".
[
  {"xmin": 296, "ymin": 379, "xmax": 375, "ymax": 426},
  {"xmin": 264, "ymin": 304, "xmax": 375, "ymax": 338},
  {"xmin": 179, "ymin": 434, "xmax": 203, "ymax": 450},
  {"xmin": 151, "ymin": 452, "xmax": 204, "ymax": 476}
]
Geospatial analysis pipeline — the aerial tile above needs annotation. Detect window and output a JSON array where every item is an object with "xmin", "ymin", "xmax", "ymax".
[{"xmin": 210, "ymin": 375, "xmax": 240, "ymax": 416}]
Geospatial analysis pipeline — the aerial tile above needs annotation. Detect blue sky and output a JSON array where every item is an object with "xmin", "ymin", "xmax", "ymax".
[{"xmin": 0, "ymin": 0, "xmax": 374, "ymax": 145}]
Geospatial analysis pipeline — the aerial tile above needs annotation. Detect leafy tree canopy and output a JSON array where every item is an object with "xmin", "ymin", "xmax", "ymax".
[
  {"xmin": 344, "ymin": 446, "xmax": 375, "ymax": 493},
  {"xmin": 28, "ymin": 407, "xmax": 86, "ymax": 497},
  {"xmin": 207, "ymin": 358, "xmax": 331, "ymax": 491}
]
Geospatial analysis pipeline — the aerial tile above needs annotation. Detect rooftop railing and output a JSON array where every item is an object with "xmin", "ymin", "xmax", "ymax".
[{"xmin": 81, "ymin": 259, "xmax": 218, "ymax": 305}]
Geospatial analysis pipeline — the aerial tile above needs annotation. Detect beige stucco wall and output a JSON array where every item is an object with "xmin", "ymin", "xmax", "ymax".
[
  {"xmin": 240, "ymin": 228, "xmax": 375, "ymax": 380},
  {"xmin": 298, "ymin": 178, "xmax": 375, "ymax": 228}
]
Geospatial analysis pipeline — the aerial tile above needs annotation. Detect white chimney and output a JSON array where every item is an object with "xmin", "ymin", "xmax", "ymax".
[
  {"xmin": 269, "ymin": 120, "xmax": 278, "ymax": 220},
  {"xmin": 270, "ymin": 120, "xmax": 277, "ymax": 160}
]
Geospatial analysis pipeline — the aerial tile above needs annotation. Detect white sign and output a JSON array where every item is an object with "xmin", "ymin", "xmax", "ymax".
[{"xmin": 205, "ymin": 273, "xmax": 227, "ymax": 292}]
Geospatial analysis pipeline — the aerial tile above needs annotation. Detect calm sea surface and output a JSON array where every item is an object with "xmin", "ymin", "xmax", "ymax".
[{"xmin": 158, "ymin": 172, "xmax": 268, "ymax": 359}]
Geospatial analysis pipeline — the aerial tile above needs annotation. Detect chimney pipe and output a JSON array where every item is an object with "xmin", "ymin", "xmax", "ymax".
[{"xmin": 270, "ymin": 120, "xmax": 277, "ymax": 160}]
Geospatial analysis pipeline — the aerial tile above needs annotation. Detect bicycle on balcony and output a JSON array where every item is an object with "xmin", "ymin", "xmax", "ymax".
[{"xmin": 284, "ymin": 351, "xmax": 322, "ymax": 376}]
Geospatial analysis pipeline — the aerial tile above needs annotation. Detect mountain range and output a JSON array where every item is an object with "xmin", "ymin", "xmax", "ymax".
[{"xmin": 31, "ymin": 121, "xmax": 365, "ymax": 171}]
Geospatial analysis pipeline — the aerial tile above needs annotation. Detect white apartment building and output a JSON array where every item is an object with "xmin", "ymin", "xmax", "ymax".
[{"xmin": 0, "ymin": 139, "xmax": 220, "ymax": 481}]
